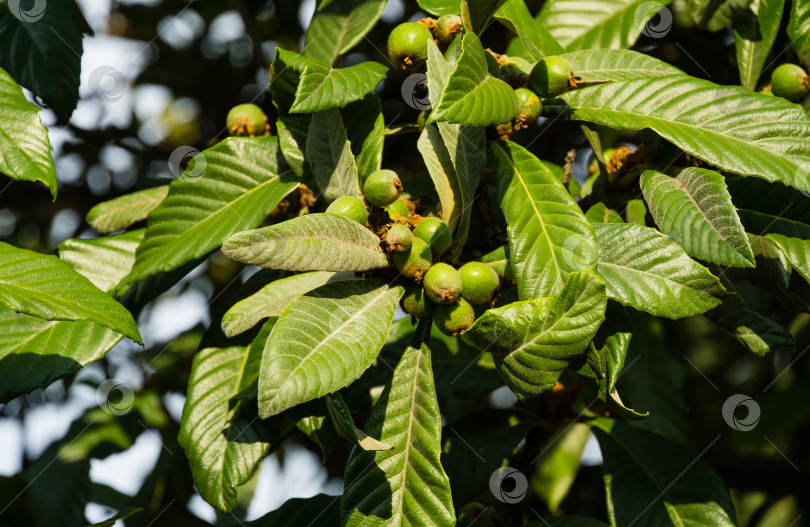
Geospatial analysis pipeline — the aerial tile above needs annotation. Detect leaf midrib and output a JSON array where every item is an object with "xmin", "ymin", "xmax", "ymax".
[{"xmin": 393, "ymin": 345, "xmax": 425, "ymax": 523}]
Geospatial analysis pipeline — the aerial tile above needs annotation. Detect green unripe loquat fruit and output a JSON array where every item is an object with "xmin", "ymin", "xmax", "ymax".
[
  {"xmin": 388, "ymin": 22, "xmax": 433, "ymax": 70},
  {"xmin": 401, "ymin": 284, "xmax": 434, "ymax": 318},
  {"xmin": 227, "ymin": 104, "xmax": 268, "ymax": 137},
  {"xmin": 434, "ymin": 298, "xmax": 475, "ymax": 336},
  {"xmin": 414, "ymin": 217, "xmax": 452, "ymax": 255},
  {"xmin": 514, "ymin": 88, "xmax": 542, "ymax": 128},
  {"xmin": 393, "ymin": 237, "xmax": 432, "ymax": 281},
  {"xmin": 423, "ymin": 263, "xmax": 463, "ymax": 304},
  {"xmin": 386, "ymin": 224, "xmax": 413, "ymax": 252},
  {"xmin": 325, "ymin": 196, "xmax": 368, "ymax": 225},
  {"xmin": 459, "ymin": 262, "xmax": 500, "ymax": 305},
  {"xmin": 436, "ymin": 14, "xmax": 462, "ymax": 44},
  {"xmin": 364, "ymin": 169, "xmax": 403, "ymax": 207},
  {"xmin": 529, "ymin": 56, "xmax": 574, "ymax": 98},
  {"xmin": 771, "ymin": 63, "xmax": 809, "ymax": 101}
]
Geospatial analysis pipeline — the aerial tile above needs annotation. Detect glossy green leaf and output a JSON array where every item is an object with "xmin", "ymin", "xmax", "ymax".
[
  {"xmin": 585, "ymin": 203, "xmax": 624, "ymax": 223},
  {"xmin": 592, "ymin": 418, "xmax": 737, "ymax": 526},
  {"xmin": 85, "ymin": 186, "xmax": 169, "ymax": 234},
  {"xmin": 689, "ymin": 0, "xmax": 752, "ymax": 30},
  {"xmin": 223, "ymin": 214, "xmax": 389, "ymax": 272},
  {"xmin": 492, "ymin": 140, "xmax": 598, "ymax": 299},
  {"xmin": 765, "ymin": 233, "xmax": 810, "ymax": 284},
  {"xmin": 342, "ymin": 324, "xmax": 455, "ymax": 527},
  {"xmin": 0, "ymin": 242, "xmax": 141, "ymax": 344},
  {"xmin": 258, "ymin": 279, "xmax": 403, "ymax": 417},
  {"xmin": 416, "ymin": 0, "xmax": 459, "ymax": 16},
  {"xmin": 534, "ymin": 423, "xmax": 590, "ymax": 513},
  {"xmin": 428, "ymin": 33, "xmax": 519, "ymax": 126},
  {"xmin": 734, "ymin": 0, "xmax": 785, "ymax": 89},
  {"xmin": 179, "ymin": 345, "xmax": 272, "ymax": 512},
  {"xmin": 0, "ymin": 0, "xmax": 84, "ymax": 120},
  {"xmin": 562, "ymin": 49, "xmax": 682, "ymax": 82},
  {"xmin": 594, "ymin": 223, "xmax": 724, "ymax": 318},
  {"xmin": 246, "ymin": 494, "xmax": 339, "ymax": 526},
  {"xmin": 494, "ymin": 0, "xmax": 564, "ymax": 61},
  {"xmin": 0, "ymin": 305, "xmax": 122, "ymax": 403},
  {"xmin": 306, "ymin": 109, "xmax": 361, "ymax": 202},
  {"xmin": 464, "ymin": 271, "xmax": 607, "ymax": 399},
  {"xmin": 479, "ymin": 245, "xmax": 515, "ymax": 279},
  {"xmin": 624, "ymin": 199, "xmax": 647, "ymax": 226},
  {"xmin": 462, "ymin": 0, "xmax": 507, "ymax": 33},
  {"xmin": 426, "ymin": 37, "xmax": 454, "ymax": 108},
  {"xmin": 538, "ymin": 0, "xmax": 672, "ymax": 51},
  {"xmin": 59, "ymin": 230, "xmax": 144, "ymax": 293},
  {"xmin": 546, "ymin": 75, "xmax": 810, "ymax": 194},
  {"xmin": 707, "ymin": 304, "xmax": 794, "ymax": 356},
  {"xmin": 640, "ymin": 167, "xmax": 755, "ymax": 267},
  {"xmin": 122, "ymin": 136, "xmax": 299, "ymax": 286},
  {"xmin": 0, "ymin": 67, "xmax": 56, "ymax": 198},
  {"xmin": 325, "ymin": 393, "xmax": 393, "ymax": 450},
  {"xmin": 275, "ymin": 116, "xmax": 309, "ymax": 178},
  {"xmin": 343, "ymin": 96, "xmax": 384, "ymax": 183},
  {"xmin": 304, "ymin": 0, "xmax": 387, "ymax": 65},
  {"xmin": 788, "ymin": 0, "xmax": 810, "ymax": 68}
]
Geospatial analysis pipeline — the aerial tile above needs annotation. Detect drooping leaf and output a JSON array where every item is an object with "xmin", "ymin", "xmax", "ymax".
[
  {"xmin": 562, "ymin": 49, "xmax": 682, "ymax": 82},
  {"xmin": 428, "ymin": 33, "xmax": 519, "ymax": 126},
  {"xmin": 325, "ymin": 392, "xmax": 393, "ymax": 450},
  {"xmin": 592, "ymin": 418, "xmax": 737, "ymax": 526},
  {"xmin": 179, "ymin": 345, "xmax": 274, "ymax": 512},
  {"xmin": 464, "ymin": 271, "xmax": 607, "ymax": 399},
  {"xmin": 0, "ymin": 67, "xmax": 56, "ymax": 198},
  {"xmin": 223, "ymin": 214, "xmax": 389, "ymax": 272},
  {"xmin": 706, "ymin": 304, "xmax": 794, "ymax": 356},
  {"xmin": 304, "ymin": 0, "xmax": 388, "ymax": 65},
  {"xmin": 0, "ymin": 305, "xmax": 122, "ymax": 403},
  {"xmin": 788, "ymin": 0, "xmax": 810, "ymax": 68},
  {"xmin": 258, "ymin": 279, "xmax": 403, "ymax": 417},
  {"xmin": 245, "ymin": 494, "xmax": 339, "ymax": 526},
  {"xmin": 640, "ymin": 167, "xmax": 755, "ymax": 267},
  {"xmin": 462, "ymin": 0, "xmax": 508, "ymax": 33},
  {"xmin": 275, "ymin": 116, "xmax": 310, "ymax": 178},
  {"xmin": 495, "ymin": 0, "xmax": 565, "ymax": 61},
  {"xmin": 122, "ymin": 136, "xmax": 299, "ymax": 286},
  {"xmin": 764, "ymin": 233, "xmax": 810, "ymax": 285},
  {"xmin": 534, "ymin": 423, "xmax": 591, "ymax": 513},
  {"xmin": 306, "ymin": 109, "xmax": 362, "ymax": 202},
  {"xmin": 416, "ymin": 0, "xmax": 459, "ymax": 16},
  {"xmin": 689, "ymin": 0, "xmax": 753, "ymax": 31},
  {"xmin": 0, "ymin": 0, "xmax": 84, "ymax": 121},
  {"xmin": 58, "ymin": 230, "xmax": 144, "ymax": 293},
  {"xmin": 342, "ymin": 322, "xmax": 455, "ymax": 527},
  {"xmin": 537, "ymin": 0, "xmax": 672, "ymax": 51},
  {"xmin": 0, "ymin": 242, "xmax": 141, "ymax": 344},
  {"xmin": 342, "ymin": 95, "xmax": 384, "ymax": 183},
  {"xmin": 276, "ymin": 49, "xmax": 387, "ymax": 114},
  {"xmin": 492, "ymin": 140, "xmax": 598, "ymax": 299},
  {"xmin": 85, "ymin": 186, "xmax": 169, "ymax": 234},
  {"xmin": 594, "ymin": 223, "xmax": 724, "ymax": 318},
  {"xmin": 733, "ymin": 0, "xmax": 785, "ymax": 89},
  {"xmin": 545, "ymin": 75, "xmax": 810, "ymax": 194}
]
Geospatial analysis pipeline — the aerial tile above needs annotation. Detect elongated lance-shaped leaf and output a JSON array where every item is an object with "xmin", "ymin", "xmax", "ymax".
[
  {"xmin": 592, "ymin": 418, "xmax": 737, "ymax": 526},
  {"xmin": 640, "ymin": 167, "xmax": 754, "ymax": 267},
  {"xmin": 690, "ymin": 0, "xmax": 753, "ymax": 30},
  {"xmin": 537, "ymin": 0, "xmax": 672, "ymax": 51},
  {"xmin": 275, "ymin": 49, "xmax": 388, "ymax": 114},
  {"xmin": 0, "ymin": 305, "xmax": 122, "ymax": 403},
  {"xmin": 304, "ymin": 0, "xmax": 388, "ymax": 65},
  {"xmin": 562, "ymin": 49, "xmax": 682, "ymax": 82},
  {"xmin": 0, "ymin": 67, "xmax": 56, "ymax": 198},
  {"xmin": 275, "ymin": 116, "xmax": 309, "ymax": 178},
  {"xmin": 494, "ymin": 0, "xmax": 564, "ymax": 61},
  {"xmin": 428, "ymin": 33, "xmax": 519, "ymax": 126},
  {"xmin": 325, "ymin": 392, "xmax": 393, "ymax": 451},
  {"xmin": 462, "ymin": 0, "xmax": 507, "ymax": 34},
  {"xmin": 223, "ymin": 214, "xmax": 389, "ymax": 272},
  {"xmin": 707, "ymin": 304, "xmax": 794, "ymax": 356},
  {"xmin": 594, "ymin": 223, "xmax": 724, "ymax": 318},
  {"xmin": 0, "ymin": 242, "xmax": 141, "ymax": 344},
  {"xmin": 179, "ymin": 343, "xmax": 274, "ymax": 512},
  {"xmin": 221, "ymin": 271, "xmax": 351, "ymax": 337},
  {"xmin": 492, "ymin": 140, "xmax": 597, "ymax": 299},
  {"xmin": 464, "ymin": 271, "xmax": 606, "ymax": 399},
  {"xmin": 788, "ymin": 0, "xmax": 810, "ymax": 68},
  {"xmin": 122, "ymin": 137, "xmax": 299, "ymax": 286},
  {"xmin": 545, "ymin": 75, "xmax": 810, "ymax": 194},
  {"xmin": 426, "ymin": 38, "xmax": 454, "ymax": 108},
  {"xmin": 86, "ymin": 186, "xmax": 169, "ymax": 234},
  {"xmin": 258, "ymin": 279, "xmax": 403, "ymax": 417},
  {"xmin": 734, "ymin": 0, "xmax": 785, "ymax": 89},
  {"xmin": 417, "ymin": 123, "xmax": 485, "ymax": 259},
  {"xmin": 306, "ymin": 109, "xmax": 361, "ymax": 203},
  {"xmin": 59, "ymin": 230, "xmax": 144, "ymax": 293},
  {"xmin": 343, "ymin": 96, "xmax": 384, "ymax": 183},
  {"xmin": 342, "ymin": 319, "xmax": 455, "ymax": 527}
]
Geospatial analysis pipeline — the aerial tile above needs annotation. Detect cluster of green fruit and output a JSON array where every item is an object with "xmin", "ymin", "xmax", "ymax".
[{"xmin": 770, "ymin": 63, "xmax": 810, "ymax": 101}]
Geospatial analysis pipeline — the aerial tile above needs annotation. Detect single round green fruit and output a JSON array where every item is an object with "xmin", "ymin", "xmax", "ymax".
[
  {"xmin": 386, "ymin": 224, "xmax": 413, "ymax": 252},
  {"xmin": 364, "ymin": 169, "xmax": 403, "ymax": 207},
  {"xmin": 326, "ymin": 196, "xmax": 368, "ymax": 224},
  {"xmin": 414, "ymin": 217, "xmax": 452, "ymax": 255},
  {"xmin": 423, "ymin": 263, "xmax": 463, "ymax": 304},
  {"xmin": 459, "ymin": 262, "xmax": 499, "ymax": 305},
  {"xmin": 385, "ymin": 198, "xmax": 410, "ymax": 220},
  {"xmin": 393, "ymin": 237, "xmax": 432, "ymax": 281},
  {"xmin": 401, "ymin": 284, "xmax": 434, "ymax": 318},
  {"xmin": 227, "ymin": 104, "xmax": 267, "ymax": 137},
  {"xmin": 388, "ymin": 22, "xmax": 432, "ymax": 70},
  {"xmin": 529, "ymin": 56, "xmax": 574, "ymax": 98},
  {"xmin": 771, "ymin": 63, "xmax": 809, "ymax": 101},
  {"xmin": 514, "ymin": 87, "xmax": 542, "ymax": 125},
  {"xmin": 436, "ymin": 14, "xmax": 462, "ymax": 44},
  {"xmin": 434, "ymin": 298, "xmax": 475, "ymax": 336}
]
